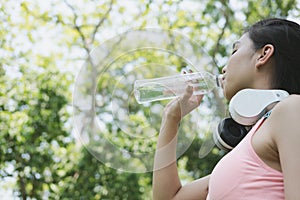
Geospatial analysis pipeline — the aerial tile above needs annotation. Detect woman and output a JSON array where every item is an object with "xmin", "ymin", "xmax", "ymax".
[{"xmin": 152, "ymin": 18, "xmax": 300, "ymax": 200}]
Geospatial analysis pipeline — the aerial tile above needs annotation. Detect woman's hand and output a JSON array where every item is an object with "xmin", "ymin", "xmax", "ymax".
[
  {"xmin": 153, "ymin": 85, "xmax": 206, "ymax": 200},
  {"xmin": 162, "ymin": 85, "xmax": 203, "ymax": 124}
]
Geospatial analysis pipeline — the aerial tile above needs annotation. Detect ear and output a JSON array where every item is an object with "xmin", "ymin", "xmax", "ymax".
[{"xmin": 255, "ymin": 44, "xmax": 274, "ymax": 69}]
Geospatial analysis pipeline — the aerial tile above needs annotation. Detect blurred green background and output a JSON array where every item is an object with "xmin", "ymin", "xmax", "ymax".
[{"xmin": 0, "ymin": 0, "xmax": 299, "ymax": 199}]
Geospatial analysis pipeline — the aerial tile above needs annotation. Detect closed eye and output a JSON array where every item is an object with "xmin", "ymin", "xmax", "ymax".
[
  {"xmin": 231, "ymin": 49, "xmax": 237, "ymax": 55},
  {"xmin": 231, "ymin": 41, "xmax": 240, "ymax": 55}
]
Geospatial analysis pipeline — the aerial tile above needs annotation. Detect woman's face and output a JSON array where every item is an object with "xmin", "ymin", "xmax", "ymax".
[{"xmin": 222, "ymin": 33, "xmax": 258, "ymax": 100}]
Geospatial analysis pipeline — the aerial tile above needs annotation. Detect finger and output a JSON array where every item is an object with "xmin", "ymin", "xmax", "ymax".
[
  {"xmin": 181, "ymin": 68, "xmax": 187, "ymax": 74},
  {"xmin": 186, "ymin": 66, "xmax": 193, "ymax": 73},
  {"xmin": 182, "ymin": 85, "xmax": 193, "ymax": 101},
  {"xmin": 188, "ymin": 94, "xmax": 203, "ymax": 105},
  {"xmin": 195, "ymin": 94, "xmax": 204, "ymax": 105}
]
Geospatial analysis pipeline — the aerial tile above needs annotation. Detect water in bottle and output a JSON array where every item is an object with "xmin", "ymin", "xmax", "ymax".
[{"xmin": 134, "ymin": 71, "xmax": 222, "ymax": 104}]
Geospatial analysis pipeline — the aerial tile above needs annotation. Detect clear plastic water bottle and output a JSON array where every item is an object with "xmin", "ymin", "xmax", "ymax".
[{"xmin": 134, "ymin": 71, "xmax": 222, "ymax": 104}]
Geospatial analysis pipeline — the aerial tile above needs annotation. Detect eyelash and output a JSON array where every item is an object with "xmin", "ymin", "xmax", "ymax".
[{"xmin": 231, "ymin": 49, "xmax": 237, "ymax": 55}]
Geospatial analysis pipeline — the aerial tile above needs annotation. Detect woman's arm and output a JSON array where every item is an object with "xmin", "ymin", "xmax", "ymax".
[
  {"xmin": 269, "ymin": 95, "xmax": 300, "ymax": 200},
  {"xmin": 152, "ymin": 86, "xmax": 209, "ymax": 200}
]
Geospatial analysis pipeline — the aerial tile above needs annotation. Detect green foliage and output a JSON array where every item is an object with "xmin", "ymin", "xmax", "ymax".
[
  {"xmin": 59, "ymin": 148, "xmax": 150, "ymax": 200},
  {"xmin": 245, "ymin": 0, "xmax": 297, "ymax": 23},
  {"xmin": 183, "ymin": 138, "xmax": 224, "ymax": 178},
  {"xmin": 0, "ymin": 67, "xmax": 72, "ymax": 199}
]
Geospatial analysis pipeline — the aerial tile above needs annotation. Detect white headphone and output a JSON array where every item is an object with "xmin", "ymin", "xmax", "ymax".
[{"xmin": 214, "ymin": 89, "xmax": 289, "ymax": 151}]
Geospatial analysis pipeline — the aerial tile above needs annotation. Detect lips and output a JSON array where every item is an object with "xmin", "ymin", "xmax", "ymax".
[{"xmin": 219, "ymin": 74, "xmax": 225, "ymax": 89}]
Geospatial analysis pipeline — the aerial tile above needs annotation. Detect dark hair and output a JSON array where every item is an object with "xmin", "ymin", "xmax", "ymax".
[{"xmin": 245, "ymin": 18, "xmax": 300, "ymax": 94}]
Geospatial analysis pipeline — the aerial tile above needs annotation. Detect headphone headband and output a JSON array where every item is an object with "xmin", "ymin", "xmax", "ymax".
[
  {"xmin": 229, "ymin": 89, "xmax": 289, "ymax": 125},
  {"xmin": 214, "ymin": 89, "xmax": 289, "ymax": 151}
]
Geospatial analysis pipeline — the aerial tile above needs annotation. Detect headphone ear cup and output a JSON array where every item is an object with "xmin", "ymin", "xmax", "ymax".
[{"xmin": 214, "ymin": 118, "xmax": 249, "ymax": 151}]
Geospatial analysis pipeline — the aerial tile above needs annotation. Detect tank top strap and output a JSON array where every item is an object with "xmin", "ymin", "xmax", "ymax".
[
  {"xmin": 263, "ymin": 110, "xmax": 272, "ymax": 119},
  {"xmin": 248, "ymin": 110, "xmax": 272, "ymax": 136}
]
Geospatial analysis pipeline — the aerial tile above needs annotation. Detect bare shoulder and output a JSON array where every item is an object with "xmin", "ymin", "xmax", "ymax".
[
  {"xmin": 269, "ymin": 94, "xmax": 300, "ymax": 139},
  {"xmin": 271, "ymin": 94, "xmax": 300, "ymax": 117},
  {"xmin": 270, "ymin": 95, "xmax": 300, "ymax": 199},
  {"xmin": 280, "ymin": 94, "xmax": 300, "ymax": 107}
]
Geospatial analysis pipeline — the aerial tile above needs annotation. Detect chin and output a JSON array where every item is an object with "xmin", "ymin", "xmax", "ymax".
[
  {"xmin": 222, "ymin": 87, "xmax": 231, "ymax": 101},
  {"xmin": 223, "ymin": 88, "xmax": 237, "ymax": 101}
]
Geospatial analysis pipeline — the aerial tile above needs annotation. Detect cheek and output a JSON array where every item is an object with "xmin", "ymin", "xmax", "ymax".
[
  {"xmin": 223, "ymin": 67, "xmax": 248, "ymax": 100},
  {"xmin": 223, "ymin": 49, "xmax": 255, "ymax": 99},
  {"xmin": 223, "ymin": 80, "xmax": 239, "ymax": 100}
]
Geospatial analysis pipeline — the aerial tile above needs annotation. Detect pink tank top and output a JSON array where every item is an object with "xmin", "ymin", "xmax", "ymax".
[{"xmin": 207, "ymin": 117, "xmax": 284, "ymax": 200}]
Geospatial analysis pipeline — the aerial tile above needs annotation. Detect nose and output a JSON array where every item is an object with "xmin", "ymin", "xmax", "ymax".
[{"xmin": 222, "ymin": 65, "xmax": 227, "ymax": 74}]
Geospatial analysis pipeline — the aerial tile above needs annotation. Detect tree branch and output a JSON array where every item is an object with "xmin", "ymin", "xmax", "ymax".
[
  {"xmin": 90, "ymin": 0, "xmax": 115, "ymax": 43},
  {"xmin": 63, "ymin": 0, "xmax": 91, "ymax": 54},
  {"xmin": 211, "ymin": 5, "xmax": 230, "ymax": 69},
  {"xmin": 18, "ymin": 171, "xmax": 27, "ymax": 200}
]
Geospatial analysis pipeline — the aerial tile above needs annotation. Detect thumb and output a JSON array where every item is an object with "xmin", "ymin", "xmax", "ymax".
[{"xmin": 182, "ymin": 85, "xmax": 193, "ymax": 101}]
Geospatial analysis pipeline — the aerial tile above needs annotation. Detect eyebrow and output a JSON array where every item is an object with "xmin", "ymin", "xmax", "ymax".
[{"xmin": 232, "ymin": 41, "xmax": 241, "ymax": 49}]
